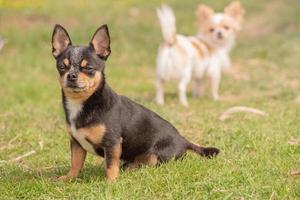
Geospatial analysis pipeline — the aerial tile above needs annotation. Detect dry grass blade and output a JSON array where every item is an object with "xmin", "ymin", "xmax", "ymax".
[
  {"xmin": 269, "ymin": 191, "xmax": 275, "ymax": 200},
  {"xmin": 38, "ymin": 165, "xmax": 67, "ymax": 170},
  {"xmin": 39, "ymin": 140, "xmax": 44, "ymax": 150},
  {"xmin": 220, "ymin": 106, "xmax": 267, "ymax": 121}
]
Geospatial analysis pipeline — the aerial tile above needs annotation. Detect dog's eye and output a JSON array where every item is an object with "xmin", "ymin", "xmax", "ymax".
[
  {"xmin": 58, "ymin": 58, "xmax": 70, "ymax": 71},
  {"xmin": 224, "ymin": 25, "xmax": 229, "ymax": 30},
  {"xmin": 58, "ymin": 64, "xmax": 65, "ymax": 70},
  {"xmin": 209, "ymin": 28, "xmax": 215, "ymax": 33},
  {"xmin": 82, "ymin": 66, "xmax": 94, "ymax": 72}
]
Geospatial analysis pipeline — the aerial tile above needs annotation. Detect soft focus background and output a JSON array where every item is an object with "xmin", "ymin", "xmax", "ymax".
[{"xmin": 0, "ymin": 0, "xmax": 299, "ymax": 199}]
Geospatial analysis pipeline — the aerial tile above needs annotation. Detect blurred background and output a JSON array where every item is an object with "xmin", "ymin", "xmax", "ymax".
[
  {"xmin": 0, "ymin": 0, "xmax": 300, "ymax": 107},
  {"xmin": 0, "ymin": 0, "xmax": 299, "ymax": 199}
]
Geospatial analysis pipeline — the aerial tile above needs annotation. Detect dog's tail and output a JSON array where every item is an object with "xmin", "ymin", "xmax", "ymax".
[
  {"xmin": 186, "ymin": 142, "xmax": 220, "ymax": 158},
  {"xmin": 156, "ymin": 5, "xmax": 177, "ymax": 45}
]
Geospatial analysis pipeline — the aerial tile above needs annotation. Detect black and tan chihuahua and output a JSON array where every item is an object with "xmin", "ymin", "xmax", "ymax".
[{"xmin": 52, "ymin": 24, "xmax": 219, "ymax": 182}]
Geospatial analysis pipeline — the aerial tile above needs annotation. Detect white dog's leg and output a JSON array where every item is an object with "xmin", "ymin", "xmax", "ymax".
[
  {"xmin": 156, "ymin": 79, "xmax": 165, "ymax": 105},
  {"xmin": 178, "ymin": 60, "xmax": 193, "ymax": 107},
  {"xmin": 210, "ymin": 70, "xmax": 221, "ymax": 101},
  {"xmin": 178, "ymin": 77, "xmax": 190, "ymax": 107}
]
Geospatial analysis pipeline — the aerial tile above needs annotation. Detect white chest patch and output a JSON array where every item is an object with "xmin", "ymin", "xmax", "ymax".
[
  {"xmin": 66, "ymin": 100, "xmax": 83, "ymax": 121},
  {"xmin": 66, "ymin": 99, "xmax": 97, "ymax": 154}
]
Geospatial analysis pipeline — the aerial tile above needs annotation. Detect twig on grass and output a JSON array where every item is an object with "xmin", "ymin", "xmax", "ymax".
[
  {"xmin": 288, "ymin": 137, "xmax": 300, "ymax": 145},
  {"xmin": 0, "ymin": 140, "xmax": 44, "ymax": 166},
  {"xmin": 290, "ymin": 169, "xmax": 300, "ymax": 177},
  {"xmin": 0, "ymin": 150, "xmax": 36, "ymax": 164},
  {"xmin": 220, "ymin": 106, "xmax": 267, "ymax": 121}
]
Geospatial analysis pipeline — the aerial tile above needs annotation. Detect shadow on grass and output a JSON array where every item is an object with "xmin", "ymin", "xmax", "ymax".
[{"xmin": 5, "ymin": 163, "xmax": 108, "ymax": 183}]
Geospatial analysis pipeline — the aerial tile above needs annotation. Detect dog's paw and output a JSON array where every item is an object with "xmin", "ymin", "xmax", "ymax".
[
  {"xmin": 156, "ymin": 98, "xmax": 164, "ymax": 106},
  {"xmin": 181, "ymin": 100, "xmax": 189, "ymax": 108},
  {"xmin": 212, "ymin": 95, "xmax": 220, "ymax": 101},
  {"xmin": 202, "ymin": 147, "xmax": 220, "ymax": 158},
  {"xmin": 57, "ymin": 175, "xmax": 72, "ymax": 181},
  {"xmin": 106, "ymin": 167, "xmax": 119, "ymax": 183}
]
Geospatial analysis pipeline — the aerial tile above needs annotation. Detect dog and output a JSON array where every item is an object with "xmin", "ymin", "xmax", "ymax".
[
  {"xmin": 156, "ymin": 1, "xmax": 245, "ymax": 106},
  {"xmin": 51, "ymin": 24, "xmax": 219, "ymax": 182}
]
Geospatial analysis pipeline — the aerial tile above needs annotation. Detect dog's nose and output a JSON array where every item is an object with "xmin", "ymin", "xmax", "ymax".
[
  {"xmin": 217, "ymin": 32, "xmax": 223, "ymax": 39},
  {"xmin": 67, "ymin": 73, "xmax": 78, "ymax": 82}
]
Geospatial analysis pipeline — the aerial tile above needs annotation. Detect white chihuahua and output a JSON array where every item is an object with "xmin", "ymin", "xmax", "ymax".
[{"xmin": 156, "ymin": 1, "xmax": 245, "ymax": 106}]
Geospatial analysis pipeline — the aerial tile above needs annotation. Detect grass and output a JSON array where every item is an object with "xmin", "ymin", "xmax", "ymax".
[{"xmin": 0, "ymin": 0, "xmax": 299, "ymax": 199}]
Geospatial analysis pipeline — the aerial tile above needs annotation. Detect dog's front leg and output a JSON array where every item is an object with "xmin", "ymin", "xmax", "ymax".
[
  {"xmin": 156, "ymin": 79, "xmax": 165, "ymax": 105},
  {"xmin": 58, "ymin": 139, "xmax": 87, "ymax": 181},
  {"xmin": 178, "ymin": 78, "xmax": 190, "ymax": 107},
  {"xmin": 209, "ymin": 69, "xmax": 221, "ymax": 101},
  {"xmin": 104, "ymin": 141, "xmax": 122, "ymax": 182}
]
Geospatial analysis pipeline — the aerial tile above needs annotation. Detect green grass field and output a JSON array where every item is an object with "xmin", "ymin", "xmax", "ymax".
[{"xmin": 0, "ymin": 0, "xmax": 299, "ymax": 199}]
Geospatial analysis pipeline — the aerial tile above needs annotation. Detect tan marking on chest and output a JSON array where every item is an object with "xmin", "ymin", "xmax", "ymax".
[{"xmin": 77, "ymin": 124, "xmax": 106, "ymax": 145}]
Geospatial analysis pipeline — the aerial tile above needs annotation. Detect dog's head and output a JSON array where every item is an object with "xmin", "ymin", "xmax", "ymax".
[
  {"xmin": 196, "ymin": 1, "xmax": 245, "ymax": 48},
  {"xmin": 52, "ymin": 24, "xmax": 111, "ymax": 101}
]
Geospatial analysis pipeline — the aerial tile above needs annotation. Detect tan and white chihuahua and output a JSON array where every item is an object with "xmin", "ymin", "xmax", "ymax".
[{"xmin": 156, "ymin": 1, "xmax": 245, "ymax": 106}]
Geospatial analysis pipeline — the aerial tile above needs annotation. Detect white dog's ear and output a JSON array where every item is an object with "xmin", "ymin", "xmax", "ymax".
[
  {"xmin": 225, "ymin": 1, "xmax": 245, "ymax": 27},
  {"xmin": 196, "ymin": 5, "xmax": 214, "ymax": 24},
  {"xmin": 52, "ymin": 24, "xmax": 72, "ymax": 57},
  {"xmin": 90, "ymin": 24, "xmax": 111, "ymax": 60}
]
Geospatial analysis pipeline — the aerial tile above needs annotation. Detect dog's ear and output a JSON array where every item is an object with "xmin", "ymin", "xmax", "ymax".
[
  {"xmin": 225, "ymin": 1, "xmax": 245, "ymax": 27},
  {"xmin": 196, "ymin": 5, "xmax": 214, "ymax": 24},
  {"xmin": 52, "ymin": 24, "xmax": 72, "ymax": 58},
  {"xmin": 90, "ymin": 24, "xmax": 111, "ymax": 60}
]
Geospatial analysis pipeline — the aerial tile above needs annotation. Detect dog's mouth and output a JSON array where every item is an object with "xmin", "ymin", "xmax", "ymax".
[
  {"xmin": 66, "ymin": 85, "xmax": 87, "ymax": 93},
  {"xmin": 68, "ymin": 87, "xmax": 86, "ymax": 93},
  {"xmin": 59, "ymin": 71, "xmax": 101, "ymax": 100},
  {"xmin": 67, "ymin": 82, "xmax": 83, "ymax": 88},
  {"xmin": 210, "ymin": 35, "xmax": 232, "ymax": 46},
  {"xmin": 64, "ymin": 82, "xmax": 88, "ymax": 93}
]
